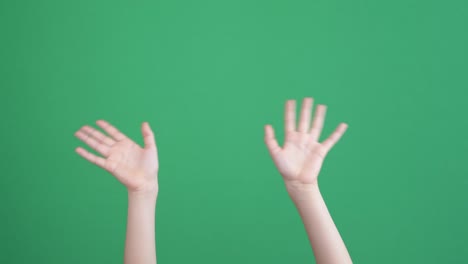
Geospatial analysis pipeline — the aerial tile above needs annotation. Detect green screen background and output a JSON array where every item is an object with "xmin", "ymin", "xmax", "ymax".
[{"xmin": 1, "ymin": 0, "xmax": 467, "ymax": 263}]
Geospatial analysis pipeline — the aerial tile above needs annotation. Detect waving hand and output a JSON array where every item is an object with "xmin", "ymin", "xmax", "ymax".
[
  {"xmin": 74, "ymin": 120, "xmax": 159, "ymax": 193},
  {"xmin": 264, "ymin": 97, "xmax": 348, "ymax": 187}
]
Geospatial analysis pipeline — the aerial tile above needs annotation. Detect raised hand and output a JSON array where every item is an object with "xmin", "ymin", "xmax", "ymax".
[
  {"xmin": 264, "ymin": 97, "xmax": 348, "ymax": 188},
  {"xmin": 74, "ymin": 120, "xmax": 159, "ymax": 193}
]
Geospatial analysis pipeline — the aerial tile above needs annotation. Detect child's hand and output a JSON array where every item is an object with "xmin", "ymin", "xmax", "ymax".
[
  {"xmin": 264, "ymin": 98, "xmax": 348, "ymax": 189},
  {"xmin": 74, "ymin": 120, "xmax": 159, "ymax": 194}
]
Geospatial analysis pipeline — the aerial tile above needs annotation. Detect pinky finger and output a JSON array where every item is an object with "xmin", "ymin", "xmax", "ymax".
[
  {"xmin": 75, "ymin": 147, "xmax": 107, "ymax": 169},
  {"xmin": 322, "ymin": 123, "xmax": 348, "ymax": 153}
]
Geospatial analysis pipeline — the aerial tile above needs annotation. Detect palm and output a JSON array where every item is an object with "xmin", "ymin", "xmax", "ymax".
[
  {"xmin": 274, "ymin": 134, "xmax": 326, "ymax": 184},
  {"xmin": 105, "ymin": 139, "xmax": 158, "ymax": 190},
  {"xmin": 75, "ymin": 120, "xmax": 159, "ymax": 192},
  {"xmin": 264, "ymin": 98, "xmax": 348, "ymax": 186}
]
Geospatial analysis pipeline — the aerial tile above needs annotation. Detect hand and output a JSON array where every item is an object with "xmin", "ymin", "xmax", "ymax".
[
  {"xmin": 264, "ymin": 97, "xmax": 348, "ymax": 189},
  {"xmin": 74, "ymin": 120, "xmax": 159, "ymax": 194}
]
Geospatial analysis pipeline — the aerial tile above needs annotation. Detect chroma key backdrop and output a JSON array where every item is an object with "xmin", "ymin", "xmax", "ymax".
[{"xmin": 1, "ymin": 0, "xmax": 467, "ymax": 263}]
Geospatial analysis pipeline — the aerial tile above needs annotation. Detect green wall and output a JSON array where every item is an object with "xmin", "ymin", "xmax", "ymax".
[{"xmin": 1, "ymin": 0, "xmax": 467, "ymax": 263}]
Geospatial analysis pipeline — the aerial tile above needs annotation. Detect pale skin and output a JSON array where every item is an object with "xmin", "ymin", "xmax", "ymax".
[
  {"xmin": 74, "ymin": 97, "xmax": 351, "ymax": 264},
  {"xmin": 74, "ymin": 120, "xmax": 159, "ymax": 264},
  {"xmin": 264, "ymin": 97, "xmax": 353, "ymax": 264}
]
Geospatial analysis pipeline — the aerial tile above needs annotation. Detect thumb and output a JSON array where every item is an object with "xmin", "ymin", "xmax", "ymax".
[
  {"xmin": 141, "ymin": 122, "xmax": 156, "ymax": 149},
  {"xmin": 264, "ymin": 124, "xmax": 281, "ymax": 155}
]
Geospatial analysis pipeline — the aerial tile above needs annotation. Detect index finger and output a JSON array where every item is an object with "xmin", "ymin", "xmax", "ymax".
[
  {"xmin": 284, "ymin": 99, "xmax": 296, "ymax": 134},
  {"xmin": 96, "ymin": 120, "xmax": 127, "ymax": 141}
]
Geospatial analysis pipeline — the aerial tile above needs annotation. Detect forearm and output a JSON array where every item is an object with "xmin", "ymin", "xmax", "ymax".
[
  {"xmin": 124, "ymin": 190, "xmax": 158, "ymax": 264},
  {"xmin": 286, "ymin": 182, "xmax": 352, "ymax": 264}
]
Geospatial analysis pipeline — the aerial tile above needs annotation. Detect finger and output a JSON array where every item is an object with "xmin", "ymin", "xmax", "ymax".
[
  {"xmin": 309, "ymin": 104, "xmax": 327, "ymax": 141},
  {"xmin": 75, "ymin": 129, "xmax": 110, "ymax": 156},
  {"xmin": 322, "ymin": 123, "xmax": 348, "ymax": 153},
  {"xmin": 96, "ymin": 120, "xmax": 127, "ymax": 141},
  {"xmin": 298, "ymin": 97, "xmax": 313, "ymax": 133},
  {"xmin": 81, "ymin": 125, "xmax": 116, "ymax": 146},
  {"xmin": 75, "ymin": 147, "xmax": 107, "ymax": 169},
  {"xmin": 141, "ymin": 122, "xmax": 157, "ymax": 149},
  {"xmin": 264, "ymin": 124, "xmax": 281, "ymax": 155},
  {"xmin": 284, "ymin": 99, "xmax": 296, "ymax": 134}
]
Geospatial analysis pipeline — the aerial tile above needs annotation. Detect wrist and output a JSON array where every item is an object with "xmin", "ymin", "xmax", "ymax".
[
  {"xmin": 285, "ymin": 180, "xmax": 320, "ymax": 201},
  {"xmin": 128, "ymin": 192, "xmax": 158, "ymax": 208},
  {"xmin": 127, "ymin": 173, "xmax": 159, "ymax": 196},
  {"xmin": 128, "ymin": 184, "xmax": 158, "ymax": 201}
]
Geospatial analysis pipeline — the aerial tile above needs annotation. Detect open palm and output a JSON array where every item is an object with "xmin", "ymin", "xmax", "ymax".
[
  {"xmin": 74, "ymin": 120, "xmax": 159, "ymax": 192},
  {"xmin": 264, "ymin": 98, "xmax": 348, "ymax": 186}
]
